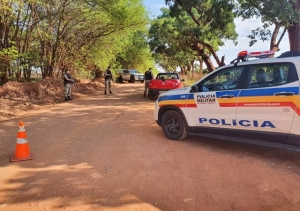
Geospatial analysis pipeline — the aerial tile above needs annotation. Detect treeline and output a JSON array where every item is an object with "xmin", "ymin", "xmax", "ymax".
[
  {"xmin": 1, "ymin": 0, "xmax": 300, "ymax": 85},
  {"xmin": 0, "ymin": 0, "xmax": 153, "ymax": 85},
  {"xmin": 149, "ymin": 0, "xmax": 300, "ymax": 74}
]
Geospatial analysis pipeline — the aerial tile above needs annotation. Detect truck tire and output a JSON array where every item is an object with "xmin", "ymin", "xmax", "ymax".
[
  {"xmin": 118, "ymin": 76, "xmax": 123, "ymax": 83},
  {"xmin": 129, "ymin": 75, "xmax": 135, "ymax": 83},
  {"xmin": 161, "ymin": 110, "xmax": 188, "ymax": 141}
]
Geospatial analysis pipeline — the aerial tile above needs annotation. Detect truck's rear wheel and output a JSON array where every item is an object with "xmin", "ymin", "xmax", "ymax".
[
  {"xmin": 161, "ymin": 110, "xmax": 188, "ymax": 140},
  {"xmin": 118, "ymin": 76, "xmax": 123, "ymax": 83}
]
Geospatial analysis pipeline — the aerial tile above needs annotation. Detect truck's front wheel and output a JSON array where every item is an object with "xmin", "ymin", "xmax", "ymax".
[
  {"xmin": 129, "ymin": 75, "xmax": 135, "ymax": 83},
  {"xmin": 161, "ymin": 110, "xmax": 188, "ymax": 140}
]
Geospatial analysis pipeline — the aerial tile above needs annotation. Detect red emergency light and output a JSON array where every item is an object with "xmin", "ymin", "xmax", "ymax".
[
  {"xmin": 231, "ymin": 49, "xmax": 276, "ymax": 64},
  {"xmin": 238, "ymin": 50, "xmax": 275, "ymax": 59}
]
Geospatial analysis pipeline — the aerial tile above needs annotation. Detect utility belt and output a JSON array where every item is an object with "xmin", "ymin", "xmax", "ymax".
[{"xmin": 105, "ymin": 77, "xmax": 112, "ymax": 80}]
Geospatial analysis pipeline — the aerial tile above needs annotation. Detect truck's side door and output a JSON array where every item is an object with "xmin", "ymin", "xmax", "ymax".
[
  {"xmin": 188, "ymin": 66, "xmax": 246, "ymax": 137},
  {"xmin": 287, "ymin": 84, "xmax": 300, "ymax": 146},
  {"xmin": 236, "ymin": 62, "xmax": 299, "ymax": 143}
]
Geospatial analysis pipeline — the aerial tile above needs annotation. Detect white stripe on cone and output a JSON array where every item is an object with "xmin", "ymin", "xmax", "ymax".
[
  {"xmin": 16, "ymin": 138, "xmax": 28, "ymax": 144},
  {"xmin": 18, "ymin": 126, "xmax": 25, "ymax": 132}
]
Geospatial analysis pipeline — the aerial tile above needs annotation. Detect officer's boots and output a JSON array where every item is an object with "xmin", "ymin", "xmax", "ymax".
[
  {"xmin": 109, "ymin": 90, "xmax": 113, "ymax": 94},
  {"xmin": 68, "ymin": 96, "xmax": 73, "ymax": 100},
  {"xmin": 65, "ymin": 97, "xmax": 68, "ymax": 101},
  {"xmin": 104, "ymin": 91, "xmax": 107, "ymax": 95}
]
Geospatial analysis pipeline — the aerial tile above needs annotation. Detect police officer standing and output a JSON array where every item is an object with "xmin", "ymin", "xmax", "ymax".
[
  {"xmin": 144, "ymin": 68, "xmax": 154, "ymax": 97},
  {"xmin": 104, "ymin": 66, "xmax": 114, "ymax": 94},
  {"xmin": 63, "ymin": 69, "xmax": 74, "ymax": 101}
]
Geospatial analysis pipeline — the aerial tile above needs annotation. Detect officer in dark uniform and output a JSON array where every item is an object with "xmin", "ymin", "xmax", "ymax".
[
  {"xmin": 144, "ymin": 68, "xmax": 154, "ymax": 97},
  {"xmin": 104, "ymin": 66, "xmax": 114, "ymax": 94},
  {"xmin": 63, "ymin": 69, "xmax": 74, "ymax": 101}
]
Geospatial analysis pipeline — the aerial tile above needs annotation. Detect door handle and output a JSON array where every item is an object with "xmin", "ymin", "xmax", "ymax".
[
  {"xmin": 274, "ymin": 92, "xmax": 295, "ymax": 96},
  {"xmin": 219, "ymin": 95, "xmax": 234, "ymax": 98}
]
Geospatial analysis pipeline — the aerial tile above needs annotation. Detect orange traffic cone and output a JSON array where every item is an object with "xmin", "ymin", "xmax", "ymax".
[{"xmin": 10, "ymin": 121, "xmax": 34, "ymax": 162}]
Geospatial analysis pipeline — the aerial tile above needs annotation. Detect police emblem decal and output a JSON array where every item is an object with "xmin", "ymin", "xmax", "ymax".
[{"xmin": 197, "ymin": 94, "xmax": 216, "ymax": 104}]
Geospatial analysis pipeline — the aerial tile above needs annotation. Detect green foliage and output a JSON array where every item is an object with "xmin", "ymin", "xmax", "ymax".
[
  {"xmin": 0, "ymin": 0, "xmax": 155, "ymax": 82},
  {"xmin": 236, "ymin": 0, "xmax": 300, "ymax": 47},
  {"xmin": 149, "ymin": 1, "xmax": 238, "ymax": 73}
]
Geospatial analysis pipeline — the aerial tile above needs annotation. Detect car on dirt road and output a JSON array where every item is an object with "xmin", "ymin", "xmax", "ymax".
[
  {"xmin": 117, "ymin": 69, "xmax": 144, "ymax": 83},
  {"xmin": 154, "ymin": 49, "xmax": 300, "ymax": 150},
  {"xmin": 148, "ymin": 72, "xmax": 185, "ymax": 100}
]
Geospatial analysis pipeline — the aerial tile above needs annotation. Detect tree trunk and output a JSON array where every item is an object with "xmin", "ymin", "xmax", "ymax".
[
  {"xmin": 288, "ymin": 0, "xmax": 300, "ymax": 51},
  {"xmin": 288, "ymin": 24, "xmax": 300, "ymax": 51},
  {"xmin": 199, "ymin": 58, "xmax": 203, "ymax": 78},
  {"xmin": 202, "ymin": 54, "xmax": 215, "ymax": 72},
  {"xmin": 191, "ymin": 60, "xmax": 194, "ymax": 79}
]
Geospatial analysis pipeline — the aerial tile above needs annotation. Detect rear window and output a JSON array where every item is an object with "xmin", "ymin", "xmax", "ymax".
[{"xmin": 156, "ymin": 73, "xmax": 179, "ymax": 80}]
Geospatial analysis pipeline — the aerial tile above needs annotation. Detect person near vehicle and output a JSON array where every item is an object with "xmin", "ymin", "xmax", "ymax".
[
  {"xmin": 144, "ymin": 68, "xmax": 154, "ymax": 97},
  {"xmin": 104, "ymin": 66, "xmax": 114, "ymax": 94},
  {"xmin": 63, "ymin": 69, "xmax": 74, "ymax": 101}
]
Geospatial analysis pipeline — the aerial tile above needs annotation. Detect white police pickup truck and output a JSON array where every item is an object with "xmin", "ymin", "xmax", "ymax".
[{"xmin": 154, "ymin": 50, "xmax": 300, "ymax": 149}]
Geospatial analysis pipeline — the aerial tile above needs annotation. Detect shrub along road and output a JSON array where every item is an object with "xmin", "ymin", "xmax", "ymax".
[{"xmin": 0, "ymin": 83, "xmax": 299, "ymax": 211}]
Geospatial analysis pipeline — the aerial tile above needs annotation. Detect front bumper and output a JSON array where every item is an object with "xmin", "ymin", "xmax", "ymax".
[{"xmin": 134, "ymin": 75, "xmax": 144, "ymax": 81}]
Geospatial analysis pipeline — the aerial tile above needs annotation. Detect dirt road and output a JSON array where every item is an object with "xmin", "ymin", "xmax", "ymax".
[{"xmin": 0, "ymin": 83, "xmax": 300, "ymax": 211}]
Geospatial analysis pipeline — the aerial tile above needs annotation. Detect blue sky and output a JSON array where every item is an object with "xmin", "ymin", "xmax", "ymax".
[{"xmin": 142, "ymin": 0, "xmax": 290, "ymax": 68}]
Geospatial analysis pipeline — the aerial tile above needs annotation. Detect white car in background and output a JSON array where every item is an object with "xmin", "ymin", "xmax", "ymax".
[{"xmin": 117, "ymin": 69, "xmax": 144, "ymax": 83}]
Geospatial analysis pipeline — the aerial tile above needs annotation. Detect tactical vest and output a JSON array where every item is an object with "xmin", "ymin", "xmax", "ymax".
[
  {"xmin": 64, "ymin": 74, "xmax": 72, "ymax": 85},
  {"xmin": 105, "ymin": 70, "xmax": 112, "ymax": 80},
  {"xmin": 145, "ymin": 71, "xmax": 153, "ymax": 80}
]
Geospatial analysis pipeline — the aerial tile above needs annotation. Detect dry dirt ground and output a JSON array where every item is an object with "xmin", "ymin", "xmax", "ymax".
[{"xmin": 0, "ymin": 82, "xmax": 300, "ymax": 211}]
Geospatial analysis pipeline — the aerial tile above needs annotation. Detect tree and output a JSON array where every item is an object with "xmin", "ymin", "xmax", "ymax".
[
  {"xmin": 115, "ymin": 30, "xmax": 154, "ymax": 71},
  {"xmin": 164, "ymin": 0, "xmax": 238, "ymax": 72},
  {"xmin": 237, "ymin": 0, "xmax": 300, "ymax": 53},
  {"xmin": 148, "ymin": 8, "xmax": 198, "ymax": 74},
  {"xmin": 288, "ymin": 0, "xmax": 300, "ymax": 51},
  {"xmin": 0, "ymin": 0, "xmax": 152, "ymax": 83}
]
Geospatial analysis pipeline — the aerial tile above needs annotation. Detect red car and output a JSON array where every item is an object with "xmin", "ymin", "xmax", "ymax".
[{"xmin": 148, "ymin": 73, "xmax": 184, "ymax": 100}]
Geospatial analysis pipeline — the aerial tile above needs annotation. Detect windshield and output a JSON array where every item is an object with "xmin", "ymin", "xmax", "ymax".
[{"xmin": 129, "ymin": 70, "xmax": 140, "ymax": 74}]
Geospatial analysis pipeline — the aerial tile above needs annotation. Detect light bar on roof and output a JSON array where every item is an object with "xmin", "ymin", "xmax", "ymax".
[
  {"xmin": 238, "ymin": 50, "xmax": 275, "ymax": 59},
  {"xmin": 230, "ymin": 49, "xmax": 277, "ymax": 64}
]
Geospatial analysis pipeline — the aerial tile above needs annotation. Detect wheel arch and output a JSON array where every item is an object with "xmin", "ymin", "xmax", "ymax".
[{"xmin": 158, "ymin": 105, "xmax": 189, "ymax": 128}]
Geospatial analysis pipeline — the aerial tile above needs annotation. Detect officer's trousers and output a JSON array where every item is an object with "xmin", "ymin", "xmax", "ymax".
[
  {"xmin": 105, "ymin": 79, "xmax": 112, "ymax": 91},
  {"xmin": 144, "ymin": 80, "xmax": 151, "ymax": 95},
  {"xmin": 64, "ymin": 84, "xmax": 71, "ymax": 97}
]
